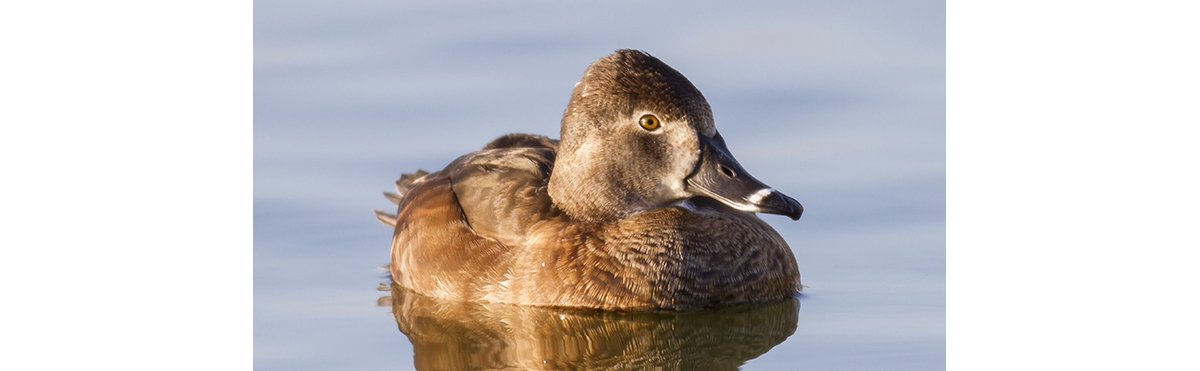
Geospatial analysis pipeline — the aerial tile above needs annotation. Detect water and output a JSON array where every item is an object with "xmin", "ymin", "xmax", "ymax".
[{"xmin": 254, "ymin": 1, "xmax": 945, "ymax": 369}]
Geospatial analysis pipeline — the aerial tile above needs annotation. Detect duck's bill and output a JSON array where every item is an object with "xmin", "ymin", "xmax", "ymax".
[{"xmin": 685, "ymin": 134, "xmax": 804, "ymax": 220}]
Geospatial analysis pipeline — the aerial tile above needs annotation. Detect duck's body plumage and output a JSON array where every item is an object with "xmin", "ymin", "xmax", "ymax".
[{"xmin": 379, "ymin": 50, "xmax": 803, "ymax": 310}]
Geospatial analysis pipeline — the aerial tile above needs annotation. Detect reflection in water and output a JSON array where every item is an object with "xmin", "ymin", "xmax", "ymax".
[{"xmin": 386, "ymin": 283, "xmax": 800, "ymax": 370}]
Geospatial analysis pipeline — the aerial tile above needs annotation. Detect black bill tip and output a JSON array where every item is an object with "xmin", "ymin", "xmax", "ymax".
[{"xmin": 751, "ymin": 188, "xmax": 803, "ymax": 220}]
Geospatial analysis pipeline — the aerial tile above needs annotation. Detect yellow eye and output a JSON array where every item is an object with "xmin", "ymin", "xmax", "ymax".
[{"xmin": 639, "ymin": 114, "xmax": 661, "ymax": 131}]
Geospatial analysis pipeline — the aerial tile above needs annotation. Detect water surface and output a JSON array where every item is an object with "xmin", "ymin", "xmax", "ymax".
[
  {"xmin": 255, "ymin": 1, "xmax": 945, "ymax": 369},
  {"xmin": 388, "ymin": 284, "xmax": 799, "ymax": 370}
]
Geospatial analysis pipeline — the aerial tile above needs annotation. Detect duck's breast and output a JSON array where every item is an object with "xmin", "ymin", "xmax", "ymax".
[{"xmin": 499, "ymin": 199, "xmax": 800, "ymax": 310}]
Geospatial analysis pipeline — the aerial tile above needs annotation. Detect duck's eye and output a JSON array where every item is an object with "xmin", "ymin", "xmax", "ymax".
[{"xmin": 639, "ymin": 114, "xmax": 661, "ymax": 131}]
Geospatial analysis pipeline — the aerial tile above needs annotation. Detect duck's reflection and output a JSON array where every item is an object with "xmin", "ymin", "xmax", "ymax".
[{"xmin": 386, "ymin": 283, "xmax": 799, "ymax": 370}]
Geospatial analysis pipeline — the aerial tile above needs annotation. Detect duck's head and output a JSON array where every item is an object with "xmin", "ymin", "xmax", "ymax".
[{"xmin": 548, "ymin": 49, "xmax": 803, "ymax": 223}]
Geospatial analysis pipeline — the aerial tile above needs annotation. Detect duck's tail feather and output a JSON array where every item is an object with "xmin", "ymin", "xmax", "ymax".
[
  {"xmin": 374, "ymin": 209, "xmax": 397, "ymax": 227},
  {"xmin": 396, "ymin": 170, "xmax": 430, "ymax": 195},
  {"xmin": 383, "ymin": 191, "xmax": 403, "ymax": 205},
  {"xmin": 375, "ymin": 169, "xmax": 431, "ymax": 228}
]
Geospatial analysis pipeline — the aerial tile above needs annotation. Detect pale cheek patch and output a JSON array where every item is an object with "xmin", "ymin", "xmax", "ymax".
[
  {"xmin": 660, "ymin": 127, "xmax": 699, "ymax": 197},
  {"xmin": 747, "ymin": 188, "xmax": 775, "ymax": 204},
  {"xmin": 662, "ymin": 153, "xmax": 695, "ymax": 195}
]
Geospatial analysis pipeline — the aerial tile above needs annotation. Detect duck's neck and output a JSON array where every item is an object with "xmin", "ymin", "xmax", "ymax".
[{"xmin": 548, "ymin": 141, "xmax": 650, "ymax": 223}]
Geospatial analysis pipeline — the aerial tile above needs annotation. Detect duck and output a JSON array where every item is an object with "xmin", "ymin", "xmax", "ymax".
[{"xmin": 375, "ymin": 49, "xmax": 803, "ymax": 311}]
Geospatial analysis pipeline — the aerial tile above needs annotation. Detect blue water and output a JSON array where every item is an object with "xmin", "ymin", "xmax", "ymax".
[{"xmin": 255, "ymin": 1, "xmax": 945, "ymax": 369}]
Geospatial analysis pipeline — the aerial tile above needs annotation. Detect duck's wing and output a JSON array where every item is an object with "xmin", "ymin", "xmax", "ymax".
[
  {"xmin": 447, "ymin": 145, "xmax": 558, "ymax": 247},
  {"xmin": 386, "ymin": 135, "xmax": 556, "ymax": 301},
  {"xmin": 376, "ymin": 133, "xmax": 557, "ymax": 231}
]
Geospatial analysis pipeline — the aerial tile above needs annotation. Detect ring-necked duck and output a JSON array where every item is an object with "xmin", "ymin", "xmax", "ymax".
[{"xmin": 376, "ymin": 49, "xmax": 803, "ymax": 310}]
